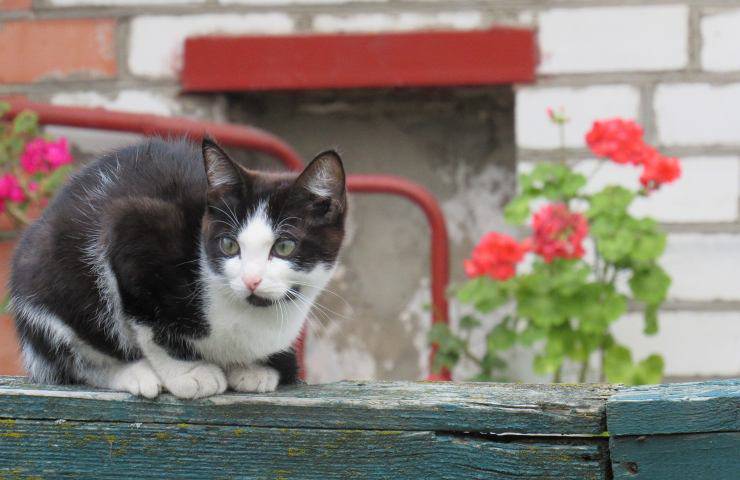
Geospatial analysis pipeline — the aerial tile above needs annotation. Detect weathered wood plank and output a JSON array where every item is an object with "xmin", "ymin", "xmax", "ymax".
[
  {"xmin": 0, "ymin": 377, "xmax": 614, "ymax": 435},
  {"xmin": 607, "ymin": 379, "xmax": 739, "ymax": 435},
  {"xmin": 610, "ymin": 432, "xmax": 740, "ymax": 480},
  {"xmin": 0, "ymin": 419, "xmax": 608, "ymax": 479}
]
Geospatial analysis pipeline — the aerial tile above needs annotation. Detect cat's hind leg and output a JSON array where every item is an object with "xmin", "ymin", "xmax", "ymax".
[{"xmin": 13, "ymin": 299, "xmax": 162, "ymax": 398}]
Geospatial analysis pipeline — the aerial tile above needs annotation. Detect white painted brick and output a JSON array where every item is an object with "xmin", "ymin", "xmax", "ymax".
[
  {"xmin": 312, "ymin": 11, "xmax": 482, "ymax": 33},
  {"xmin": 663, "ymin": 234, "xmax": 740, "ymax": 302},
  {"xmin": 50, "ymin": 0, "xmax": 205, "ymax": 5},
  {"xmin": 51, "ymin": 90, "xmax": 179, "ymax": 115},
  {"xmin": 581, "ymin": 157, "xmax": 738, "ymax": 223},
  {"xmin": 515, "ymin": 85, "xmax": 640, "ymax": 150},
  {"xmin": 519, "ymin": 157, "xmax": 740, "ymax": 223},
  {"xmin": 655, "ymin": 83, "xmax": 740, "ymax": 146},
  {"xmin": 701, "ymin": 9, "xmax": 740, "ymax": 72},
  {"xmin": 612, "ymin": 311, "xmax": 740, "ymax": 377},
  {"xmin": 128, "ymin": 14, "xmax": 295, "ymax": 79},
  {"xmin": 538, "ymin": 6, "xmax": 688, "ymax": 74}
]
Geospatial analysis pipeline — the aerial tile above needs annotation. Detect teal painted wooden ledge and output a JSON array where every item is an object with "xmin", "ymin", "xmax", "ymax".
[
  {"xmin": 0, "ymin": 377, "xmax": 737, "ymax": 479},
  {"xmin": 607, "ymin": 379, "xmax": 739, "ymax": 480}
]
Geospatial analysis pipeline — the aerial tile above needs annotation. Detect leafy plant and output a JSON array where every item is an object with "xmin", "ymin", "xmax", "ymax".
[
  {"xmin": 0, "ymin": 101, "xmax": 74, "ymax": 235},
  {"xmin": 430, "ymin": 109, "xmax": 680, "ymax": 385}
]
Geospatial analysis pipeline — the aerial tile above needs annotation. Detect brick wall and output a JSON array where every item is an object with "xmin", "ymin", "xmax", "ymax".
[{"xmin": 1, "ymin": 0, "xmax": 738, "ymax": 381}]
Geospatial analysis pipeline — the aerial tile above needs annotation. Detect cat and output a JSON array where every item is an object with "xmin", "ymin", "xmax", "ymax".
[{"xmin": 9, "ymin": 137, "xmax": 346, "ymax": 399}]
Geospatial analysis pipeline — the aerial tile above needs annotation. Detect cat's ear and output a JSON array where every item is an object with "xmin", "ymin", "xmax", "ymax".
[
  {"xmin": 202, "ymin": 136, "xmax": 244, "ymax": 190},
  {"xmin": 293, "ymin": 150, "xmax": 346, "ymax": 219},
  {"xmin": 295, "ymin": 150, "xmax": 346, "ymax": 199}
]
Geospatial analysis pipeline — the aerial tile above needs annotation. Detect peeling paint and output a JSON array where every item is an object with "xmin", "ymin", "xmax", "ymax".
[{"xmin": 441, "ymin": 162, "xmax": 514, "ymax": 244}]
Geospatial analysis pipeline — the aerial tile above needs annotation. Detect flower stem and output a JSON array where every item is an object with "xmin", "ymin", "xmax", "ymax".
[
  {"xmin": 553, "ymin": 365, "xmax": 563, "ymax": 383},
  {"xmin": 578, "ymin": 359, "xmax": 589, "ymax": 383},
  {"xmin": 5, "ymin": 203, "xmax": 30, "ymax": 227}
]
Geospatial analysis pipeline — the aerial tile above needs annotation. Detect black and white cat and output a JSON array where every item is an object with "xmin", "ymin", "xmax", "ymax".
[{"xmin": 10, "ymin": 137, "xmax": 346, "ymax": 399}]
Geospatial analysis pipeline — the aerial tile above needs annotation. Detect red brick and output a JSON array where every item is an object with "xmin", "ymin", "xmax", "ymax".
[
  {"xmin": 0, "ymin": 19, "xmax": 117, "ymax": 84},
  {"xmin": 0, "ymin": 0, "xmax": 32, "ymax": 12}
]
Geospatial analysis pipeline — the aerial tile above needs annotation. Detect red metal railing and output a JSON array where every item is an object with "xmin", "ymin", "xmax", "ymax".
[{"xmin": 5, "ymin": 99, "xmax": 451, "ymax": 381}]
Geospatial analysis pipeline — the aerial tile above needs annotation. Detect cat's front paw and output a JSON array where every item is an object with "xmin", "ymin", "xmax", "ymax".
[
  {"xmin": 164, "ymin": 363, "xmax": 227, "ymax": 399},
  {"xmin": 227, "ymin": 365, "xmax": 280, "ymax": 393},
  {"xmin": 110, "ymin": 360, "xmax": 162, "ymax": 399}
]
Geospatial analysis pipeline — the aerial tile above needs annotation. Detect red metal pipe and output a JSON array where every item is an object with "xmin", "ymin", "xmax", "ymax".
[
  {"xmin": 6, "ymin": 99, "xmax": 305, "ymax": 172},
  {"xmin": 347, "ymin": 175, "xmax": 450, "ymax": 380},
  {"xmin": 4, "ymin": 99, "xmax": 452, "ymax": 381}
]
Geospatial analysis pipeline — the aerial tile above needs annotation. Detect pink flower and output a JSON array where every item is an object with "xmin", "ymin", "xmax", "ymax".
[
  {"xmin": 45, "ymin": 138, "xmax": 73, "ymax": 169},
  {"xmin": 0, "ymin": 174, "xmax": 26, "ymax": 203},
  {"xmin": 20, "ymin": 139, "xmax": 49, "ymax": 174},
  {"xmin": 20, "ymin": 137, "xmax": 73, "ymax": 174},
  {"xmin": 532, "ymin": 204, "xmax": 589, "ymax": 263}
]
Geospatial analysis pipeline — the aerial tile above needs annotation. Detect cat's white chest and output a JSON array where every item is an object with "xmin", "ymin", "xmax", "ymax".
[{"xmin": 194, "ymin": 295, "xmax": 306, "ymax": 367}]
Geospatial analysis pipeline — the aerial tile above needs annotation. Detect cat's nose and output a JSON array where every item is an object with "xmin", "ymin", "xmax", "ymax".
[{"xmin": 243, "ymin": 276, "xmax": 262, "ymax": 292}]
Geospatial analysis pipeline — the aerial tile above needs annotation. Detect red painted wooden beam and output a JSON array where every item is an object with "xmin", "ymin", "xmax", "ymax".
[{"xmin": 182, "ymin": 27, "xmax": 536, "ymax": 92}]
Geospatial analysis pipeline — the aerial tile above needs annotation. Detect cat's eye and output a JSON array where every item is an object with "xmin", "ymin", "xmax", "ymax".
[
  {"xmin": 219, "ymin": 237, "xmax": 239, "ymax": 256},
  {"xmin": 272, "ymin": 239, "xmax": 297, "ymax": 258}
]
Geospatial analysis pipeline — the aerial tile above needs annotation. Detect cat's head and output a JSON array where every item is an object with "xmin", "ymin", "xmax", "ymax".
[{"xmin": 199, "ymin": 137, "xmax": 346, "ymax": 308}]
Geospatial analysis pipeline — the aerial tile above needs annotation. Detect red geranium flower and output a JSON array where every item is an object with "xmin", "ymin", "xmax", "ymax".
[
  {"xmin": 640, "ymin": 153, "xmax": 681, "ymax": 191},
  {"xmin": 465, "ymin": 232, "xmax": 528, "ymax": 281},
  {"xmin": 586, "ymin": 119, "xmax": 646, "ymax": 165},
  {"xmin": 532, "ymin": 204, "xmax": 588, "ymax": 263}
]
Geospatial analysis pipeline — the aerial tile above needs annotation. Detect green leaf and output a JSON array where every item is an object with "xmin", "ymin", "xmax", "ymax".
[
  {"xmin": 577, "ymin": 284, "xmax": 627, "ymax": 334},
  {"xmin": 631, "ymin": 219, "xmax": 667, "ymax": 262},
  {"xmin": 604, "ymin": 344, "xmax": 633, "ymax": 383},
  {"xmin": 560, "ymin": 171, "xmax": 587, "ymax": 197},
  {"xmin": 432, "ymin": 350, "xmax": 459, "ymax": 374},
  {"xmin": 629, "ymin": 264, "xmax": 670, "ymax": 306},
  {"xmin": 644, "ymin": 304, "xmax": 659, "ymax": 335},
  {"xmin": 521, "ymin": 162, "xmax": 587, "ymax": 201},
  {"xmin": 459, "ymin": 315, "xmax": 481, "ymax": 330},
  {"xmin": 504, "ymin": 195, "xmax": 531, "ymax": 225},
  {"xmin": 587, "ymin": 186, "xmax": 635, "ymax": 219},
  {"xmin": 487, "ymin": 323, "xmax": 516, "ymax": 351},
  {"xmin": 519, "ymin": 324, "xmax": 546, "ymax": 346},
  {"xmin": 533, "ymin": 350, "xmax": 564, "ymax": 375},
  {"xmin": 12, "ymin": 110, "xmax": 39, "ymax": 135},
  {"xmin": 457, "ymin": 277, "xmax": 488, "ymax": 304},
  {"xmin": 6, "ymin": 136, "xmax": 24, "ymax": 158},
  {"xmin": 633, "ymin": 354, "xmax": 664, "ymax": 385},
  {"xmin": 517, "ymin": 294, "xmax": 565, "ymax": 327},
  {"xmin": 480, "ymin": 351, "xmax": 507, "ymax": 372},
  {"xmin": 458, "ymin": 277, "xmax": 510, "ymax": 313},
  {"xmin": 0, "ymin": 101, "xmax": 9, "ymax": 118},
  {"xmin": 428, "ymin": 322, "xmax": 452, "ymax": 345},
  {"xmin": 594, "ymin": 224, "xmax": 635, "ymax": 263}
]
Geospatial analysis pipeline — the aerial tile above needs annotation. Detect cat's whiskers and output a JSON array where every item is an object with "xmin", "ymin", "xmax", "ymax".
[
  {"xmin": 289, "ymin": 280, "xmax": 352, "ymax": 310},
  {"xmin": 274, "ymin": 216, "xmax": 301, "ymax": 235},
  {"xmin": 288, "ymin": 291, "xmax": 341, "ymax": 330},
  {"xmin": 210, "ymin": 204, "xmax": 240, "ymax": 230},
  {"xmin": 290, "ymin": 289, "xmax": 351, "ymax": 322}
]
